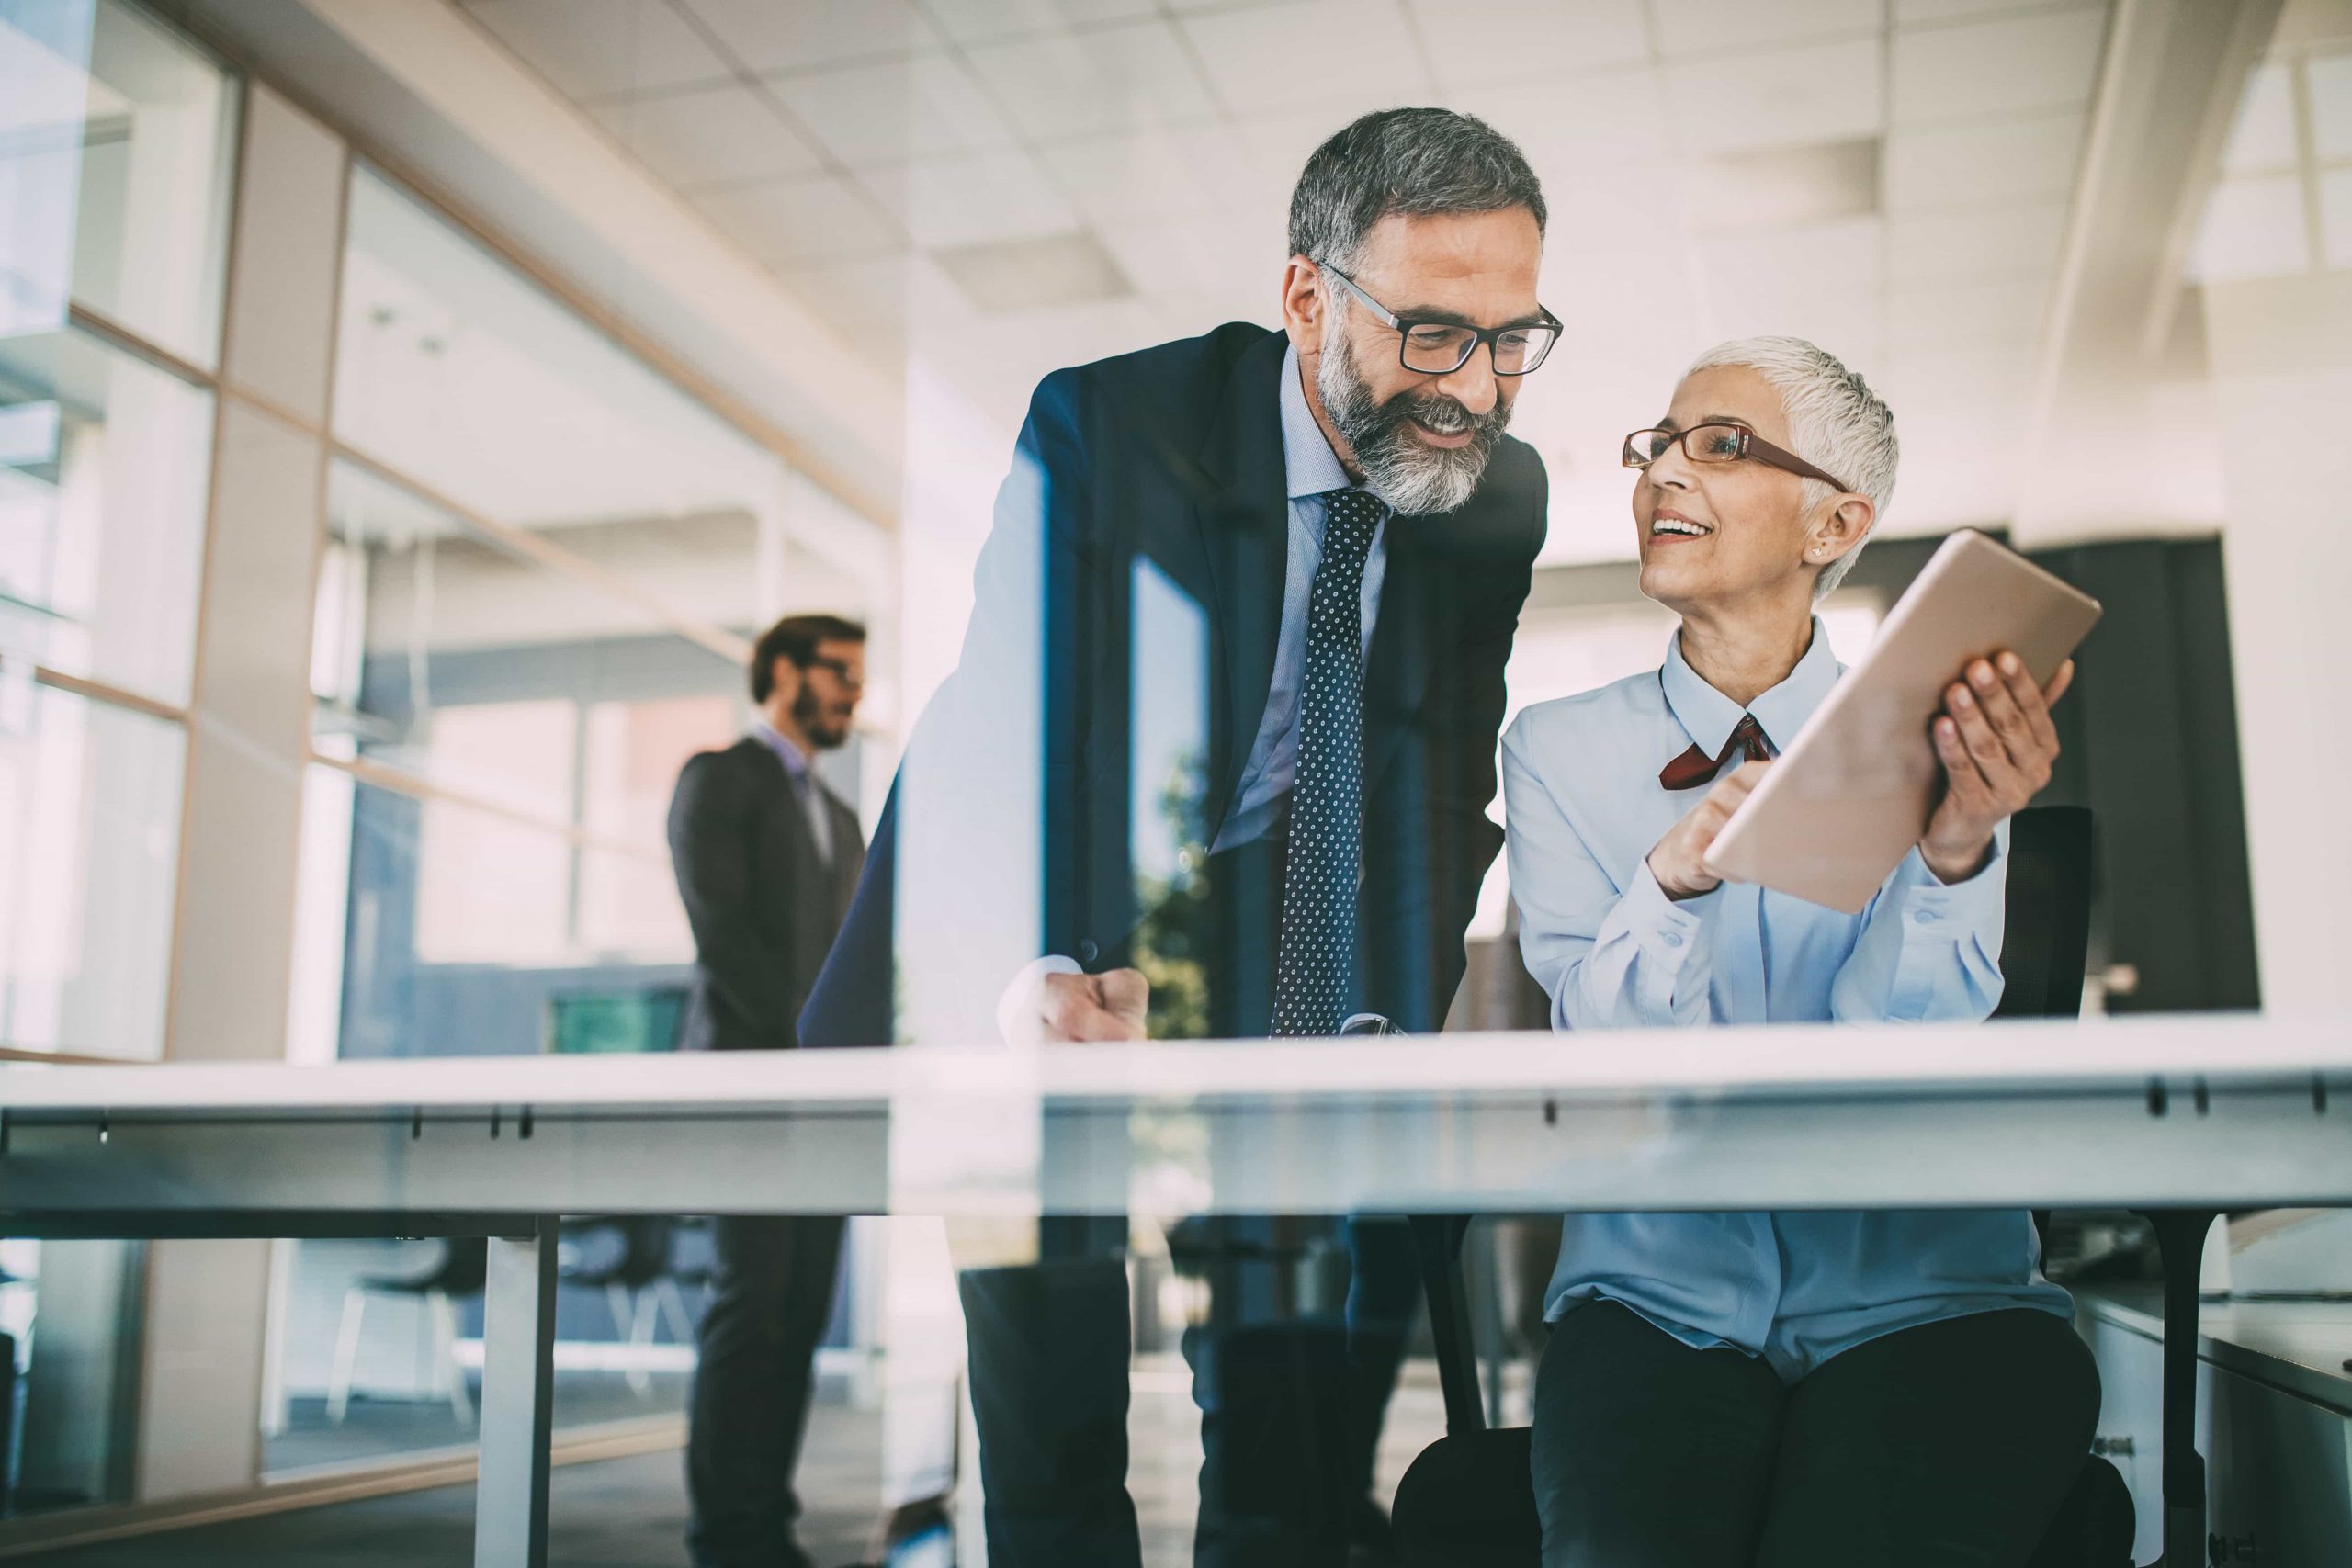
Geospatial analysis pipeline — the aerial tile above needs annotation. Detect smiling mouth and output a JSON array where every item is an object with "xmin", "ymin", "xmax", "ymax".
[{"xmin": 1650, "ymin": 516, "xmax": 1713, "ymax": 539}]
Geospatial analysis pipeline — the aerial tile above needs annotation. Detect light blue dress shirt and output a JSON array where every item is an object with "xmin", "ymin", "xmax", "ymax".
[
  {"xmin": 1500, "ymin": 620, "xmax": 2073, "ymax": 1381},
  {"xmin": 1211, "ymin": 344, "xmax": 1388, "ymax": 852}
]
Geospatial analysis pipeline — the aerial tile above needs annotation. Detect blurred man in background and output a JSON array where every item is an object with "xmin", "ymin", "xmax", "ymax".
[{"xmin": 669, "ymin": 614, "xmax": 866, "ymax": 1568}]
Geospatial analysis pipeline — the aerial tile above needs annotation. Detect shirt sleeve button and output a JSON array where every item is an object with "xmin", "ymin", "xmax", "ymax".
[{"xmin": 1077, "ymin": 938, "xmax": 1102, "ymax": 964}]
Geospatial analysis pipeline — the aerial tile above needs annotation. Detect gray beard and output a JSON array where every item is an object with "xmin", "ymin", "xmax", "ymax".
[{"xmin": 1316, "ymin": 329, "xmax": 1510, "ymax": 515}]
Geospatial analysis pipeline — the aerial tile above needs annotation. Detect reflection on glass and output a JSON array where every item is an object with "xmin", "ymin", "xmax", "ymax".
[
  {"xmin": 6, "ymin": 1235, "xmax": 143, "ymax": 1514},
  {"xmin": 332, "ymin": 165, "xmax": 827, "ymax": 626},
  {"xmin": 0, "ymin": 324, "xmax": 212, "ymax": 705},
  {"xmin": 0, "ymin": 0, "xmax": 237, "ymax": 367},
  {"xmin": 0, "ymin": 678, "xmax": 180, "ymax": 1058}
]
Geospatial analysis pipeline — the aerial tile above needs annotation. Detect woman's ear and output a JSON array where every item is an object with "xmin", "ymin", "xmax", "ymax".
[{"xmin": 1805, "ymin": 493, "xmax": 1875, "ymax": 570}]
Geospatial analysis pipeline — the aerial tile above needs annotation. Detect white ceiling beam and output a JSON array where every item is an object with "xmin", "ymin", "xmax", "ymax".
[{"xmin": 2014, "ymin": 0, "xmax": 2283, "ymax": 546}]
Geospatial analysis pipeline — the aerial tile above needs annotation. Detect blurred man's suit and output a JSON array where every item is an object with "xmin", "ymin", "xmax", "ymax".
[
  {"xmin": 668, "ymin": 734, "xmax": 864, "ymax": 1568},
  {"xmin": 800, "ymin": 321, "xmax": 1546, "ymax": 1566}
]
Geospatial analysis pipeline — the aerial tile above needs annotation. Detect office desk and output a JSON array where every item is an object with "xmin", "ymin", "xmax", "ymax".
[{"xmin": 5, "ymin": 1012, "xmax": 2349, "ymax": 1566}]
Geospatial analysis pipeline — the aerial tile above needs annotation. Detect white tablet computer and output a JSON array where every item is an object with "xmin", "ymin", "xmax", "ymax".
[{"xmin": 1703, "ymin": 529, "xmax": 2103, "ymax": 914}]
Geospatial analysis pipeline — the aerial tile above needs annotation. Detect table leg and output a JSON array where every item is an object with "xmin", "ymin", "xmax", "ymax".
[
  {"xmin": 2144, "ymin": 1208, "xmax": 2219, "ymax": 1568},
  {"xmin": 475, "ymin": 1220, "xmax": 557, "ymax": 1568}
]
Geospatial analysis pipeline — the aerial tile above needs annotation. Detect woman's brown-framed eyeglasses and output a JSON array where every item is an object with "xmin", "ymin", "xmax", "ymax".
[{"xmin": 1622, "ymin": 423, "xmax": 1852, "ymax": 493}]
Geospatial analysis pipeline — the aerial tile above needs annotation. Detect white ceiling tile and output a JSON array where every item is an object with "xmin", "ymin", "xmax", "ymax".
[
  {"xmin": 587, "ymin": 82, "xmax": 824, "ymax": 189},
  {"xmin": 921, "ymin": 0, "xmax": 1159, "ymax": 46},
  {"xmin": 1662, "ymin": 38, "xmax": 1883, "ymax": 153},
  {"xmin": 1040, "ymin": 124, "xmax": 1274, "ymax": 225},
  {"xmin": 2222, "ymin": 62, "xmax": 2301, "ymax": 173},
  {"xmin": 1886, "ymin": 277, "xmax": 2048, "ymax": 350},
  {"xmin": 1226, "ymin": 104, "xmax": 1395, "ymax": 220},
  {"xmin": 858, "ymin": 150, "xmax": 1079, "ymax": 247},
  {"xmin": 1098, "ymin": 213, "xmax": 1283, "ymax": 301},
  {"xmin": 1894, "ymin": 0, "xmax": 2087, "ymax": 24},
  {"xmin": 690, "ymin": 171, "xmax": 902, "ymax": 263},
  {"xmin": 772, "ymin": 252, "xmax": 922, "ymax": 345},
  {"xmin": 1884, "ymin": 112, "xmax": 2086, "ymax": 209},
  {"xmin": 1404, "ymin": 0, "xmax": 1647, "ymax": 90},
  {"xmin": 2190, "ymin": 173, "xmax": 2311, "ymax": 283},
  {"xmin": 1885, "ymin": 201, "xmax": 2068, "ymax": 283},
  {"xmin": 1181, "ymin": 0, "xmax": 1431, "ymax": 118},
  {"xmin": 1892, "ymin": 7, "xmax": 2108, "ymax": 126},
  {"xmin": 2313, "ymin": 50, "xmax": 2352, "ymax": 160},
  {"xmin": 1696, "ymin": 216, "xmax": 1883, "ymax": 355},
  {"xmin": 680, "ymin": 0, "xmax": 943, "ymax": 73},
  {"xmin": 1452, "ymin": 68, "xmax": 1668, "ymax": 173},
  {"xmin": 1651, "ymin": 0, "xmax": 1881, "ymax": 58},
  {"xmin": 965, "ymin": 19, "xmax": 1219, "ymax": 141},
  {"xmin": 769, "ymin": 53, "xmax": 1017, "ymax": 165},
  {"xmin": 467, "ymin": 0, "xmax": 730, "ymax": 98}
]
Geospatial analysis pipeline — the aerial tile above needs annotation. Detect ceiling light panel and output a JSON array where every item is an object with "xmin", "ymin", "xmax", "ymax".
[
  {"xmin": 963, "ymin": 19, "xmax": 1221, "ymax": 141},
  {"xmin": 1687, "ymin": 138, "xmax": 1881, "ymax": 231},
  {"xmin": 933, "ymin": 231, "xmax": 1135, "ymax": 315},
  {"xmin": 680, "ymin": 0, "xmax": 944, "ymax": 73},
  {"xmin": 1040, "ymin": 123, "xmax": 1267, "ymax": 226},
  {"xmin": 691, "ymin": 171, "xmax": 900, "ymax": 264},
  {"xmin": 1404, "ymin": 0, "xmax": 1648, "ymax": 90},
  {"xmin": 1885, "ymin": 202, "xmax": 2069, "ymax": 285},
  {"xmin": 769, "ymin": 53, "xmax": 1017, "ymax": 166},
  {"xmin": 587, "ymin": 82, "xmax": 824, "ymax": 190},
  {"xmin": 1891, "ymin": 6, "xmax": 2109, "ymax": 126},
  {"xmin": 1180, "ymin": 0, "xmax": 1431, "ymax": 118},
  {"xmin": 921, "ymin": 0, "xmax": 1160, "ymax": 47},
  {"xmin": 1650, "ymin": 0, "xmax": 1881, "ymax": 58},
  {"xmin": 464, "ymin": 0, "xmax": 729, "ymax": 99},
  {"xmin": 859, "ymin": 149, "xmax": 1079, "ymax": 249},
  {"xmin": 1661, "ymin": 37, "xmax": 1885, "ymax": 154},
  {"xmin": 1884, "ymin": 112, "xmax": 2088, "ymax": 209}
]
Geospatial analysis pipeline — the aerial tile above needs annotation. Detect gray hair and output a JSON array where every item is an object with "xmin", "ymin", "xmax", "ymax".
[
  {"xmin": 1289, "ymin": 107, "xmax": 1545, "ymax": 274},
  {"xmin": 1685, "ymin": 335, "xmax": 1899, "ymax": 597}
]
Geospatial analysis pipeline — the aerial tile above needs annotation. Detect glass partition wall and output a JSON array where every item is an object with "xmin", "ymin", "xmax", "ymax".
[
  {"xmin": 1, "ymin": 0, "xmax": 234, "ymax": 1521},
  {"xmin": 266, "ymin": 162, "xmax": 884, "ymax": 1475}
]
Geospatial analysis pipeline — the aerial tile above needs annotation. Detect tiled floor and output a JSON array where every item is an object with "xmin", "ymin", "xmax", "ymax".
[{"xmin": 22, "ymin": 1364, "xmax": 1451, "ymax": 1567}]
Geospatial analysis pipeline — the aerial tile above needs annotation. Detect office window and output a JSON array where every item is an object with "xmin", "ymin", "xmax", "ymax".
[
  {"xmin": 0, "ymin": 0, "xmax": 238, "ymax": 367},
  {"xmin": 0, "ymin": 679, "xmax": 181, "ymax": 1055},
  {"xmin": 0, "ymin": 324, "xmax": 214, "ymax": 705}
]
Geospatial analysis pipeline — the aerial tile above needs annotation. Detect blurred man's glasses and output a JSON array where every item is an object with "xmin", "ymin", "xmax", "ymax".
[
  {"xmin": 1318, "ymin": 262, "xmax": 1560, "ymax": 377},
  {"xmin": 805, "ymin": 655, "xmax": 864, "ymax": 693},
  {"xmin": 1621, "ymin": 423, "xmax": 1852, "ymax": 492}
]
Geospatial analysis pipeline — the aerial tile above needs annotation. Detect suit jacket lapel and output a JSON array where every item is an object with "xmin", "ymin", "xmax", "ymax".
[{"xmin": 1192, "ymin": 330, "xmax": 1294, "ymax": 835}]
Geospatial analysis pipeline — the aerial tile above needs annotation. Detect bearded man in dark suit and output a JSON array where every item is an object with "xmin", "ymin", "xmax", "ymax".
[{"xmin": 804, "ymin": 109, "xmax": 1556, "ymax": 1568}]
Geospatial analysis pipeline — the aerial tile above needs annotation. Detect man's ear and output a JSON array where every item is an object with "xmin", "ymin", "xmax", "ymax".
[
  {"xmin": 766, "ymin": 654, "xmax": 801, "ymax": 705},
  {"xmin": 1281, "ymin": 255, "xmax": 1324, "ymax": 356}
]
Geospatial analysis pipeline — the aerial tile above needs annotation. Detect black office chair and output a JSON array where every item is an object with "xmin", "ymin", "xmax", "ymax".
[{"xmin": 1392, "ymin": 806, "xmax": 2144, "ymax": 1568}]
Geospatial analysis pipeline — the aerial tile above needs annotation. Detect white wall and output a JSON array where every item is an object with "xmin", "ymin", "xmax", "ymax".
[{"xmin": 2206, "ymin": 268, "xmax": 2352, "ymax": 1012}]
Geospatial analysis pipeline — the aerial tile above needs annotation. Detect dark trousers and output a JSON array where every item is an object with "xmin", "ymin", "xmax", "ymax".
[
  {"xmin": 959, "ymin": 1216, "xmax": 1419, "ymax": 1568},
  {"xmin": 1531, "ymin": 1301, "xmax": 2101, "ymax": 1568},
  {"xmin": 685, "ymin": 1214, "xmax": 847, "ymax": 1568}
]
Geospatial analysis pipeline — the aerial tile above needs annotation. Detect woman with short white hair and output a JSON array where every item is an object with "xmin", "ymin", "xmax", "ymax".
[{"xmin": 1501, "ymin": 336, "xmax": 2098, "ymax": 1566}]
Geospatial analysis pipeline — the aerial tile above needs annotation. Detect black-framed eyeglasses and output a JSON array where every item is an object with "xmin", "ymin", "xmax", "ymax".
[
  {"xmin": 803, "ymin": 655, "xmax": 864, "ymax": 692},
  {"xmin": 1621, "ymin": 422, "xmax": 1853, "ymax": 493},
  {"xmin": 1318, "ymin": 262, "xmax": 1560, "ymax": 377}
]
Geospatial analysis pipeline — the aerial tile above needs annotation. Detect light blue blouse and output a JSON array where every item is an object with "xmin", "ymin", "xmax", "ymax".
[{"xmin": 1500, "ymin": 620, "xmax": 2073, "ymax": 1382}]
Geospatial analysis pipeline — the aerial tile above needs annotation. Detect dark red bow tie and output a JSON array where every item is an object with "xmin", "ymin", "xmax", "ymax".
[{"xmin": 1660, "ymin": 714, "xmax": 1772, "ymax": 791}]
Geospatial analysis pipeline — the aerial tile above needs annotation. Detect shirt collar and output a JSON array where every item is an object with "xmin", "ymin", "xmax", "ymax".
[
  {"xmin": 750, "ymin": 719, "xmax": 812, "ymax": 782},
  {"xmin": 1279, "ymin": 342, "xmax": 1352, "ymax": 502},
  {"xmin": 1659, "ymin": 616, "xmax": 1842, "ymax": 758}
]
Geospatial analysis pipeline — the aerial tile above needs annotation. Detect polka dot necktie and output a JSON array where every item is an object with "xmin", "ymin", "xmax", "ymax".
[{"xmin": 1272, "ymin": 487, "xmax": 1385, "ymax": 1038}]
